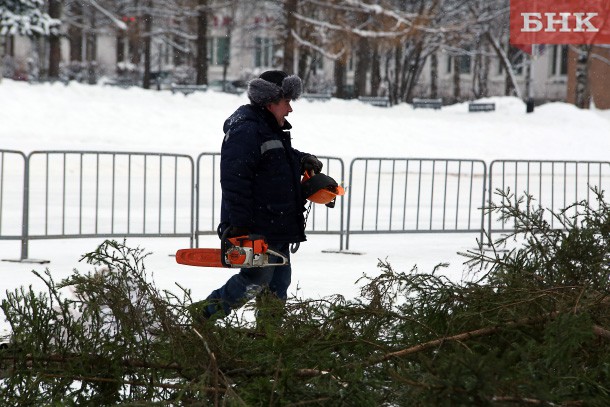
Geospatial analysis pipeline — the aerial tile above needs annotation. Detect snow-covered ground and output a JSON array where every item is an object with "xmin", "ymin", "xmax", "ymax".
[{"xmin": 1, "ymin": 79, "xmax": 610, "ymax": 334}]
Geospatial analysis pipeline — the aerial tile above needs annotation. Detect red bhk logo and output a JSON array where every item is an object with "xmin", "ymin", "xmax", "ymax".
[{"xmin": 510, "ymin": 0, "xmax": 610, "ymax": 46}]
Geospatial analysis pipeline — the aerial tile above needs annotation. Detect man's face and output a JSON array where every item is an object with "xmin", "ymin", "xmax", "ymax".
[{"xmin": 266, "ymin": 98, "xmax": 293, "ymax": 127}]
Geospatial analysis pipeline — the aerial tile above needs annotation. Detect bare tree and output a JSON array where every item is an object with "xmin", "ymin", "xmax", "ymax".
[
  {"xmin": 48, "ymin": 0, "xmax": 62, "ymax": 79},
  {"xmin": 195, "ymin": 0, "xmax": 209, "ymax": 85},
  {"xmin": 67, "ymin": 2, "xmax": 84, "ymax": 63},
  {"xmin": 429, "ymin": 52, "xmax": 438, "ymax": 98},
  {"xmin": 574, "ymin": 44, "xmax": 592, "ymax": 109},
  {"xmin": 370, "ymin": 41, "xmax": 381, "ymax": 95},
  {"xmin": 142, "ymin": 0, "xmax": 152, "ymax": 88},
  {"xmin": 283, "ymin": 0, "xmax": 297, "ymax": 73},
  {"xmin": 352, "ymin": 36, "xmax": 369, "ymax": 97},
  {"xmin": 471, "ymin": 36, "xmax": 490, "ymax": 98},
  {"xmin": 486, "ymin": 32, "xmax": 522, "ymax": 99}
]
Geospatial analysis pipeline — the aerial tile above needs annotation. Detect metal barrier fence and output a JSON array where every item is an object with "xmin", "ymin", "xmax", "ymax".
[
  {"xmin": 23, "ymin": 151, "xmax": 195, "ymax": 258},
  {"xmin": 5, "ymin": 150, "xmax": 610, "ymax": 261},
  {"xmin": 195, "ymin": 153, "xmax": 346, "ymax": 248},
  {"xmin": 488, "ymin": 160, "xmax": 610, "ymax": 238},
  {"xmin": 345, "ymin": 158, "xmax": 487, "ymax": 249},
  {"xmin": 0, "ymin": 150, "xmax": 27, "ymax": 258},
  {"xmin": 303, "ymin": 156, "xmax": 345, "ymax": 249}
]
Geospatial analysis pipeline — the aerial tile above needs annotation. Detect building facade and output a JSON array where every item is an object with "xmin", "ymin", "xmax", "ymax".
[
  {"xmin": 3, "ymin": 5, "xmax": 608, "ymax": 109},
  {"xmin": 566, "ymin": 46, "xmax": 610, "ymax": 110}
]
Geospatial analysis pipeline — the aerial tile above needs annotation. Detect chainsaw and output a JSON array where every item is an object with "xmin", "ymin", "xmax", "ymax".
[{"xmin": 176, "ymin": 233, "xmax": 289, "ymax": 268}]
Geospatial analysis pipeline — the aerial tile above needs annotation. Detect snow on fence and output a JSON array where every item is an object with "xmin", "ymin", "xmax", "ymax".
[{"xmin": 194, "ymin": 153, "xmax": 346, "ymax": 249}]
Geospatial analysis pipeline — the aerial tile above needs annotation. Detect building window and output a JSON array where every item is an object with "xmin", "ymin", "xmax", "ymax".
[
  {"xmin": 207, "ymin": 36, "xmax": 230, "ymax": 66},
  {"xmin": 255, "ymin": 37, "xmax": 273, "ymax": 67},
  {"xmin": 217, "ymin": 37, "xmax": 230, "ymax": 65},
  {"xmin": 446, "ymin": 54, "xmax": 471, "ymax": 74},
  {"xmin": 458, "ymin": 54, "xmax": 471, "ymax": 74},
  {"xmin": 550, "ymin": 45, "xmax": 568, "ymax": 76},
  {"xmin": 512, "ymin": 52, "xmax": 524, "ymax": 75}
]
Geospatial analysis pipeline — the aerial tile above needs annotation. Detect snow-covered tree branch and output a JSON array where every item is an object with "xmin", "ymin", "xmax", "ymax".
[{"xmin": 0, "ymin": 0, "xmax": 61, "ymax": 36}]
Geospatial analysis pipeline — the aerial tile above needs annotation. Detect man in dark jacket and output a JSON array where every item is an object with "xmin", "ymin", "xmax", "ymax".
[{"xmin": 191, "ymin": 70, "xmax": 323, "ymax": 321}]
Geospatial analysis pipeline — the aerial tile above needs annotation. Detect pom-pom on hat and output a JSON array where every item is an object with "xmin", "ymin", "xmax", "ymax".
[{"xmin": 247, "ymin": 70, "xmax": 302, "ymax": 106}]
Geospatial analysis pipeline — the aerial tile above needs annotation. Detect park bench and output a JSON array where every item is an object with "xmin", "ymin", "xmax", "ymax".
[
  {"xmin": 171, "ymin": 83, "xmax": 208, "ymax": 95},
  {"xmin": 104, "ymin": 77, "xmax": 137, "ymax": 88},
  {"xmin": 28, "ymin": 77, "xmax": 70, "ymax": 86},
  {"xmin": 412, "ymin": 98, "xmax": 442, "ymax": 110},
  {"xmin": 468, "ymin": 102, "xmax": 496, "ymax": 112},
  {"xmin": 358, "ymin": 96, "xmax": 391, "ymax": 107},
  {"xmin": 302, "ymin": 93, "xmax": 332, "ymax": 102}
]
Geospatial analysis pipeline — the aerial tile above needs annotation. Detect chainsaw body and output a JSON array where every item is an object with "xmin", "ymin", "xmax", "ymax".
[{"xmin": 176, "ymin": 234, "xmax": 289, "ymax": 269}]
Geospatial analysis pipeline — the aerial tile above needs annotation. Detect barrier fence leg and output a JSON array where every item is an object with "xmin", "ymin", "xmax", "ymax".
[{"xmin": 2, "ymin": 154, "xmax": 49, "ymax": 264}]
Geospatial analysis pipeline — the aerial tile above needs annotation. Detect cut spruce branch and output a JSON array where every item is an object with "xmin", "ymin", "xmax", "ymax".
[
  {"xmin": 2, "ymin": 191, "xmax": 610, "ymax": 405},
  {"xmin": 37, "ymin": 373, "xmax": 225, "ymax": 393},
  {"xmin": 0, "ymin": 353, "xmax": 182, "ymax": 371}
]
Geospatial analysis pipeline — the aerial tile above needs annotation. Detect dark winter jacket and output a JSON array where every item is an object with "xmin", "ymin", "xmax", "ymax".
[{"xmin": 219, "ymin": 104, "xmax": 309, "ymax": 243}]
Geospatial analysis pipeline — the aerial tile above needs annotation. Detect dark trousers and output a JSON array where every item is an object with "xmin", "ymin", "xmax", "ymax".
[{"xmin": 205, "ymin": 243, "xmax": 291, "ymax": 317}]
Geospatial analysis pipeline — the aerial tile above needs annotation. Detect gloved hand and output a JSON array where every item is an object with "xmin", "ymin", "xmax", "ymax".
[
  {"xmin": 226, "ymin": 226, "xmax": 250, "ymax": 238},
  {"xmin": 301, "ymin": 155, "xmax": 323, "ymax": 174}
]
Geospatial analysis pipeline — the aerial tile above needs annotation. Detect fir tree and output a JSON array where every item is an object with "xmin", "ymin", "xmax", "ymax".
[
  {"xmin": 0, "ymin": 0, "xmax": 60, "ymax": 82},
  {"xmin": 0, "ymin": 0, "xmax": 60, "ymax": 36},
  {"xmin": 1, "ymin": 190, "xmax": 610, "ymax": 405}
]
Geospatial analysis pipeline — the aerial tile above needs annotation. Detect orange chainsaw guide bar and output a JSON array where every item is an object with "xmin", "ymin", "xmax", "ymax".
[{"xmin": 176, "ymin": 248, "xmax": 225, "ymax": 268}]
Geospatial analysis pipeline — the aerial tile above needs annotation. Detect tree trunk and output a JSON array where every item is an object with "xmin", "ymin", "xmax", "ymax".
[
  {"xmin": 370, "ymin": 43, "xmax": 381, "ymax": 96},
  {"xmin": 391, "ymin": 45, "xmax": 402, "ymax": 104},
  {"xmin": 283, "ymin": 0, "xmax": 297, "ymax": 73},
  {"xmin": 524, "ymin": 52, "xmax": 532, "ymax": 100},
  {"xmin": 452, "ymin": 56, "xmax": 460, "ymax": 103},
  {"xmin": 195, "ymin": 0, "xmax": 208, "ymax": 85},
  {"xmin": 485, "ymin": 32, "xmax": 522, "ymax": 99},
  {"xmin": 48, "ymin": 0, "xmax": 61, "ymax": 80},
  {"xmin": 297, "ymin": 48, "xmax": 309, "ymax": 85},
  {"xmin": 430, "ymin": 53, "xmax": 438, "ymax": 99},
  {"xmin": 0, "ymin": 37, "xmax": 4, "ymax": 83},
  {"xmin": 116, "ymin": 34, "xmax": 125, "ymax": 65},
  {"xmin": 574, "ymin": 44, "xmax": 591, "ymax": 109},
  {"xmin": 353, "ymin": 37, "xmax": 370, "ymax": 97},
  {"xmin": 481, "ymin": 44, "xmax": 490, "ymax": 97},
  {"xmin": 69, "ymin": 2, "xmax": 83, "ymax": 63},
  {"xmin": 472, "ymin": 50, "xmax": 481, "ymax": 98},
  {"xmin": 333, "ymin": 58, "xmax": 346, "ymax": 99},
  {"xmin": 129, "ymin": 0, "xmax": 141, "ymax": 65},
  {"xmin": 142, "ymin": 6, "xmax": 152, "ymax": 89},
  {"xmin": 221, "ymin": 7, "xmax": 236, "ymax": 91},
  {"xmin": 86, "ymin": 9, "xmax": 97, "ymax": 84},
  {"xmin": 403, "ymin": 45, "xmax": 423, "ymax": 102}
]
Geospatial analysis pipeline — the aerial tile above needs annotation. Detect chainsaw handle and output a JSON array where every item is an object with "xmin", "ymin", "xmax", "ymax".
[
  {"xmin": 220, "ymin": 228, "xmax": 271, "ymax": 267},
  {"xmin": 219, "ymin": 227, "xmax": 232, "ymax": 268},
  {"xmin": 265, "ymin": 248, "xmax": 289, "ymax": 266}
]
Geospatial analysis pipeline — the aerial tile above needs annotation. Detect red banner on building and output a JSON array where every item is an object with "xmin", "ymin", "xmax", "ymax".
[{"xmin": 510, "ymin": 0, "xmax": 610, "ymax": 49}]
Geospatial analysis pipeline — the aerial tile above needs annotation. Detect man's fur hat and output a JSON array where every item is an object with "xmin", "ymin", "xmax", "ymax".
[{"xmin": 247, "ymin": 70, "xmax": 302, "ymax": 106}]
